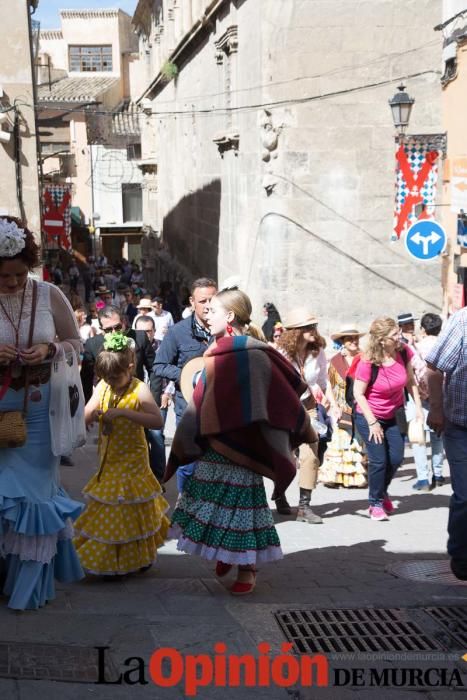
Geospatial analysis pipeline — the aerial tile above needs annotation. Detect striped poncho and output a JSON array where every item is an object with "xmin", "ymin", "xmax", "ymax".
[{"xmin": 164, "ymin": 335, "xmax": 312, "ymax": 494}]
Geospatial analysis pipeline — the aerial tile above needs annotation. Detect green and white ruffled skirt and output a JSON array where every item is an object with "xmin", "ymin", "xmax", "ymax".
[{"xmin": 170, "ymin": 448, "xmax": 282, "ymax": 566}]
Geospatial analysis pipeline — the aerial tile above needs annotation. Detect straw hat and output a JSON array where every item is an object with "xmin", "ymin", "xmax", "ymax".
[
  {"xmin": 283, "ymin": 307, "xmax": 319, "ymax": 330},
  {"xmin": 136, "ymin": 298, "xmax": 153, "ymax": 310},
  {"xmin": 180, "ymin": 357, "xmax": 205, "ymax": 402},
  {"xmin": 330, "ymin": 325, "xmax": 365, "ymax": 342}
]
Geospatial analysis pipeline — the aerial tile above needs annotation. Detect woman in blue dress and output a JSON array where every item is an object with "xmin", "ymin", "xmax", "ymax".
[{"xmin": 0, "ymin": 216, "xmax": 84, "ymax": 609}]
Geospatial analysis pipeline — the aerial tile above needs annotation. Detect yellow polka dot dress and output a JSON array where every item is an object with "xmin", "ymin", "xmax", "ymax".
[{"xmin": 74, "ymin": 378, "xmax": 169, "ymax": 575}]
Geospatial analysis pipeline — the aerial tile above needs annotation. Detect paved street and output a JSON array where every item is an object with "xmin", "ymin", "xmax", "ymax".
[{"xmin": 0, "ymin": 416, "xmax": 466, "ymax": 699}]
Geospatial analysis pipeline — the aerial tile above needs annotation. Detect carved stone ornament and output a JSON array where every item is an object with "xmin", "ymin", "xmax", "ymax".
[
  {"xmin": 214, "ymin": 25, "xmax": 238, "ymax": 64},
  {"xmin": 212, "ymin": 131, "xmax": 239, "ymax": 157},
  {"xmin": 258, "ymin": 109, "xmax": 282, "ymax": 162}
]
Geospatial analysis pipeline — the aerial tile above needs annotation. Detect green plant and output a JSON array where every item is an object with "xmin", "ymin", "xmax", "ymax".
[{"xmin": 160, "ymin": 60, "xmax": 178, "ymax": 83}]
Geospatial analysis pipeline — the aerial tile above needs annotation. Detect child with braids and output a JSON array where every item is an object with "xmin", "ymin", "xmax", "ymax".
[{"xmin": 74, "ymin": 332, "xmax": 169, "ymax": 577}]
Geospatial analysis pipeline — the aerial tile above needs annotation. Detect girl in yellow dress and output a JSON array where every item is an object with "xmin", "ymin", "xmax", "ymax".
[{"xmin": 74, "ymin": 332, "xmax": 169, "ymax": 576}]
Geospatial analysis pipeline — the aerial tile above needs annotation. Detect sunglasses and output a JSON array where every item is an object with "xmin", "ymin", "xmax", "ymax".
[
  {"xmin": 101, "ymin": 323, "xmax": 123, "ymax": 332},
  {"xmin": 342, "ymin": 335, "xmax": 360, "ymax": 342},
  {"xmin": 273, "ymin": 333, "xmax": 282, "ymax": 339},
  {"xmin": 302, "ymin": 323, "xmax": 318, "ymax": 331}
]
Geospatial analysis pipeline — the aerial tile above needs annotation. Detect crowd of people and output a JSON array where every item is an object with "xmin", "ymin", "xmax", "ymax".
[{"xmin": 0, "ymin": 217, "xmax": 464, "ymax": 611}]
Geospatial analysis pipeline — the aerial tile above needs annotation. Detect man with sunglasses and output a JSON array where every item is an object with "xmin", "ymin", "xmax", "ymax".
[{"xmin": 80, "ymin": 305, "xmax": 158, "ymax": 403}]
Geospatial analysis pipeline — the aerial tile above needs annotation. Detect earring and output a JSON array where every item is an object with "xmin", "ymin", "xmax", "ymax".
[{"xmin": 226, "ymin": 323, "xmax": 234, "ymax": 336}]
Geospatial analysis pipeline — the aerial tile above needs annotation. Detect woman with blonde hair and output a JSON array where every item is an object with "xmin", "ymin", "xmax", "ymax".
[
  {"xmin": 276, "ymin": 309, "xmax": 340, "ymax": 523},
  {"xmin": 353, "ymin": 316, "xmax": 424, "ymax": 521},
  {"xmin": 165, "ymin": 288, "xmax": 315, "ymax": 595}
]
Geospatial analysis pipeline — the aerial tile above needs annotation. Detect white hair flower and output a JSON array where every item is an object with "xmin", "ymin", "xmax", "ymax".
[{"xmin": 0, "ymin": 218, "xmax": 26, "ymax": 258}]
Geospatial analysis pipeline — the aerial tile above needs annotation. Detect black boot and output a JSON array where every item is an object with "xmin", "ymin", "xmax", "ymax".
[
  {"xmin": 275, "ymin": 493, "xmax": 292, "ymax": 515},
  {"xmin": 296, "ymin": 488, "xmax": 322, "ymax": 524}
]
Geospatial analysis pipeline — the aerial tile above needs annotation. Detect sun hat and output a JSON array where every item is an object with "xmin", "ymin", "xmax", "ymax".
[
  {"xmin": 180, "ymin": 356, "xmax": 205, "ymax": 403},
  {"xmin": 397, "ymin": 312, "xmax": 419, "ymax": 325},
  {"xmin": 330, "ymin": 325, "xmax": 365, "ymax": 342},
  {"xmin": 96, "ymin": 285, "xmax": 111, "ymax": 296},
  {"xmin": 283, "ymin": 308, "xmax": 319, "ymax": 330},
  {"xmin": 136, "ymin": 298, "xmax": 153, "ymax": 310}
]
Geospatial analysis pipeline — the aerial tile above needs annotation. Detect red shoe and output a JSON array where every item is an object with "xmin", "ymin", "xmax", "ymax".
[
  {"xmin": 230, "ymin": 570, "xmax": 256, "ymax": 596},
  {"xmin": 215, "ymin": 561, "xmax": 233, "ymax": 577},
  {"xmin": 382, "ymin": 496, "xmax": 395, "ymax": 515}
]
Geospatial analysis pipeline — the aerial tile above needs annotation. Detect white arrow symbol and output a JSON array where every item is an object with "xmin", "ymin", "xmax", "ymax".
[{"xmin": 411, "ymin": 230, "xmax": 442, "ymax": 256}]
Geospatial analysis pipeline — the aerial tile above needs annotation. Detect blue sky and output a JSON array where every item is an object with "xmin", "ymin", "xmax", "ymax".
[{"xmin": 35, "ymin": 1, "xmax": 138, "ymax": 28}]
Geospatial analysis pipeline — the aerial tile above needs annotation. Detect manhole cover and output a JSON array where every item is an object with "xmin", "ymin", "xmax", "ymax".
[
  {"xmin": 423, "ymin": 607, "xmax": 467, "ymax": 649},
  {"xmin": 274, "ymin": 608, "xmax": 443, "ymax": 655},
  {"xmin": 387, "ymin": 559, "xmax": 467, "ymax": 585},
  {"xmin": 0, "ymin": 642, "xmax": 116, "ymax": 683}
]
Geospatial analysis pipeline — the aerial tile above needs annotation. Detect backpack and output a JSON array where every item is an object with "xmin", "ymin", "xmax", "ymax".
[{"xmin": 345, "ymin": 346, "xmax": 409, "ymax": 410}]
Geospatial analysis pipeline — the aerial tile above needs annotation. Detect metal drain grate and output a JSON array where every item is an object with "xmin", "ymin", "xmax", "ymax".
[
  {"xmin": 387, "ymin": 559, "xmax": 467, "ymax": 585},
  {"xmin": 423, "ymin": 607, "xmax": 467, "ymax": 649},
  {"xmin": 274, "ymin": 608, "xmax": 444, "ymax": 655},
  {"xmin": 0, "ymin": 642, "xmax": 116, "ymax": 683}
]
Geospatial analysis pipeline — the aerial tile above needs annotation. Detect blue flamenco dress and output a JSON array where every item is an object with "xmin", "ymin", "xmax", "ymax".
[{"xmin": 0, "ymin": 280, "xmax": 84, "ymax": 610}]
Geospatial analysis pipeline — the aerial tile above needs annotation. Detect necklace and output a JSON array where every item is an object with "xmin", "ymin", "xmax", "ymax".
[
  {"xmin": 0, "ymin": 282, "xmax": 28, "ymax": 376},
  {"xmin": 101, "ymin": 379, "xmax": 133, "ymax": 435}
]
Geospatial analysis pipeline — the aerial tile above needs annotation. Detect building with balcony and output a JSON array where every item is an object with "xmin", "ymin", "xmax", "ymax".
[{"xmin": 37, "ymin": 8, "xmax": 144, "ymax": 261}]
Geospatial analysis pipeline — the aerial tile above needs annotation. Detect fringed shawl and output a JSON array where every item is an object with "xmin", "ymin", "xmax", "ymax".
[{"xmin": 164, "ymin": 335, "xmax": 310, "ymax": 494}]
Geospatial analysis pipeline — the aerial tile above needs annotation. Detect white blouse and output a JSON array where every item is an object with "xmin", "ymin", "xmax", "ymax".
[{"xmin": 0, "ymin": 279, "xmax": 81, "ymax": 354}]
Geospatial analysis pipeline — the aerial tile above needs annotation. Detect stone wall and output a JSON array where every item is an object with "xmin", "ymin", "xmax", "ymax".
[{"xmin": 141, "ymin": 0, "xmax": 443, "ymax": 333}]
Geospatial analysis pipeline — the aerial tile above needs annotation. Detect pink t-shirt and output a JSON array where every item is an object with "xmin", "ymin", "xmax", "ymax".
[{"xmin": 355, "ymin": 350, "xmax": 411, "ymax": 419}]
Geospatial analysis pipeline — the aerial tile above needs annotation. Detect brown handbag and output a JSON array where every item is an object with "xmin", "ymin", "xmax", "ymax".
[{"xmin": 0, "ymin": 281, "xmax": 38, "ymax": 448}]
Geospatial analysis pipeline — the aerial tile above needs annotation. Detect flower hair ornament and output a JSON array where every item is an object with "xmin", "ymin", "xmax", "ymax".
[
  {"xmin": 103, "ymin": 331, "xmax": 135, "ymax": 352},
  {"xmin": 0, "ymin": 218, "xmax": 26, "ymax": 258}
]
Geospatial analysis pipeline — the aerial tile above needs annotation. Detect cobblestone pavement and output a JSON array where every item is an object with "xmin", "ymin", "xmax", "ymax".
[{"xmin": 0, "ymin": 414, "xmax": 466, "ymax": 699}]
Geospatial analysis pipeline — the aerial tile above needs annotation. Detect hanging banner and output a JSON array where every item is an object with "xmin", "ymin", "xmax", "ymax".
[
  {"xmin": 392, "ymin": 142, "xmax": 440, "ymax": 241},
  {"xmin": 42, "ymin": 185, "xmax": 72, "ymax": 250}
]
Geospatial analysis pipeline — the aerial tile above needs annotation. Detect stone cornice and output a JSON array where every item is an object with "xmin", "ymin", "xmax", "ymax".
[
  {"xmin": 60, "ymin": 9, "xmax": 123, "ymax": 21},
  {"xmin": 40, "ymin": 29, "xmax": 63, "ymax": 41}
]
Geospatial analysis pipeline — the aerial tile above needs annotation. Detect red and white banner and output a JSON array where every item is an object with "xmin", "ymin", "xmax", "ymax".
[
  {"xmin": 393, "ymin": 143, "xmax": 440, "ymax": 241},
  {"xmin": 42, "ymin": 185, "xmax": 72, "ymax": 250}
]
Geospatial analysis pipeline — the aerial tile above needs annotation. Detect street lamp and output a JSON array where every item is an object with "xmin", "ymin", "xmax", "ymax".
[{"xmin": 388, "ymin": 84, "xmax": 415, "ymax": 134}]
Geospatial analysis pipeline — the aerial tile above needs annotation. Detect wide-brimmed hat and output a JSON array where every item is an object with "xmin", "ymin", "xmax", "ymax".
[
  {"xmin": 330, "ymin": 325, "xmax": 365, "ymax": 342},
  {"xmin": 136, "ymin": 298, "xmax": 153, "ymax": 310},
  {"xmin": 283, "ymin": 308, "xmax": 319, "ymax": 330},
  {"xmin": 397, "ymin": 312, "xmax": 419, "ymax": 325},
  {"xmin": 96, "ymin": 285, "xmax": 111, "ymax": 296},
  {"xmin": 180, "ymin": 356, "xmax": 205, "ymax": 403}
]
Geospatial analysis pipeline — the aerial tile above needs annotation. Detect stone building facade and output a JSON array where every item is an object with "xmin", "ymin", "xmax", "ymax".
[
  {"xmin": 437, "ymin": 1, "xmax": 467, "ymax": 313},
  {"xmin": 133, "ymin": 0, "xmax": 444, "ymax": 331},
  {"xmin": 0, "ymin": 0, "xmax": 41, "ymax": 235}
]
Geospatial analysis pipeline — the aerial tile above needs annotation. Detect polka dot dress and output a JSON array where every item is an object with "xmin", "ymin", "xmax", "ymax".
[{"xmin": 74, "ymin": 378, "xmax": 169, "ymax": 575}]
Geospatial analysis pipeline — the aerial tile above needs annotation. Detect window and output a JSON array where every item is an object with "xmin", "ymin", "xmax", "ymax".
[
  {"xmin": 69, "ymin": 45, "xmax": 113, "ymax": 72},
  {"xmin": 41, "ymin": 142, "xmax": 70, "ymax": 155},
  {"xmin": 127, "ymin": 143, "xmax": 142, "ymax": 161},
  {"xmin": 122, "ymin": 184, "xmax": 142, "ymax": 222}
]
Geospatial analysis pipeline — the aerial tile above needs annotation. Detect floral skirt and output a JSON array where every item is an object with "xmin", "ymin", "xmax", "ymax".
[{"xmin": 170, "ymin": 448, "xmax": 282, "ymax": 566}]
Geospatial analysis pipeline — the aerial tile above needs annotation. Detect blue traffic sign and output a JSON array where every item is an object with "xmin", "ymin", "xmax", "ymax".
[{"xmin": 405, "ymin": 220, "xmax": 447, "ymax": 261}]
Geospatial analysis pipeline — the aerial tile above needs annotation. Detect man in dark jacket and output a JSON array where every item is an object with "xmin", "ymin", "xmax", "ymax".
[
  {"xmin": 80, "ymin": 305, "xmax": 159, "ymax": 403},
  {"xmin": 154, "ymin": 278, "xmax": 217, "ymax": 491}
]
